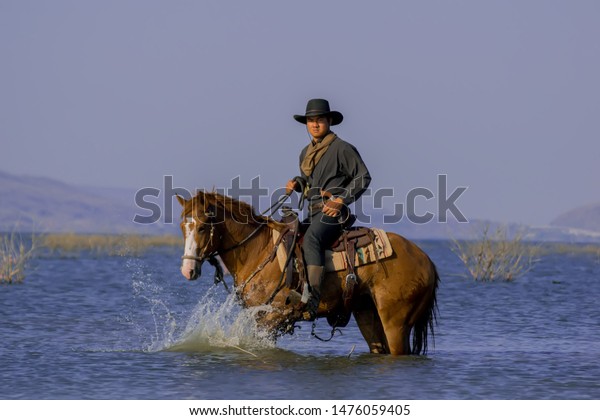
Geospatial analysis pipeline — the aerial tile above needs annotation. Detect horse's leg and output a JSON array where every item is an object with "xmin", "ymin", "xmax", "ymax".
[
  {"xmin": 370, "ymin": 283, "xmax": 413, "ymax": 356},
  {"xmin": 377, "ymin": 311, "xmax": 411, "ymax": 356},
  {"xmin": 352, "ymin": 294, "xmax": 389, "ymax": 354}
]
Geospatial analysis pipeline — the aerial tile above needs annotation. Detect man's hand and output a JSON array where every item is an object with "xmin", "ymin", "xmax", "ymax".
[
  {"xmin": 286, "ymin": 179, "xmax": 297, "ymax": 195},
  {"xmin": 323, "ymin": 196, "xmax": 344, "ymax": 217}
]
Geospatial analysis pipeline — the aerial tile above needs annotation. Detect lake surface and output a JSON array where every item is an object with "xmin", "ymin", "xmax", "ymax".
[{"xmin": 1, "ymin": 241, "xmax": 599, "ymax": 399}]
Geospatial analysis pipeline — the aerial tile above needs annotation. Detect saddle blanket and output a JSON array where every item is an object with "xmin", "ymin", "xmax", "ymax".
[{"xmin": 272, "ymin": 228, "xmax": 393, "ymax": 273}]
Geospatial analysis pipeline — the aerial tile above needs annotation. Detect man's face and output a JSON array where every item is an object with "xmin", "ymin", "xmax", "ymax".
[{"xmin": 306, "ymin": 115, "xmax": 331, "ymax": 139}]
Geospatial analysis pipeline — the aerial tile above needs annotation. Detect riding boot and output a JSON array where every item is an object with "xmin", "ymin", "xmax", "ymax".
[{"xmin": 303, "ymin": 265, "xmax": 324, "ymax": 321}]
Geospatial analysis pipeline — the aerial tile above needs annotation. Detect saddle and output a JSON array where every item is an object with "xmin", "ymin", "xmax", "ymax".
[{"xmin": 276, "ymin": 209, "xmax": 391, "ymax": 327}]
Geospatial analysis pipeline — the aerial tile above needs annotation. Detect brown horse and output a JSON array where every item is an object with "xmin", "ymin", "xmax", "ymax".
[{"xmin": 177, "ymin": 191, "xmax": 439, "ymax": 356}]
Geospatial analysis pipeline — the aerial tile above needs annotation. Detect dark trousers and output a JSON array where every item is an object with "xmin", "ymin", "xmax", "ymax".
[{"xmin": 302, "ymin": 209, "xmax": 347, "ymax": 266}]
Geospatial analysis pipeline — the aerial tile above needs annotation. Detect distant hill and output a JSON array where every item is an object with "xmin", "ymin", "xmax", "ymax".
[
  {"xmin": 0, "ymin": 170, "xmax": 175, "ymax": 234},
  {"xmin": 550, "ymin": 202, "xmax": 600, "ymax": 233}
]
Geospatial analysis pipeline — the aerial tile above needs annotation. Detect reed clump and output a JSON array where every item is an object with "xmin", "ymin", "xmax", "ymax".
[
  {"xmin": 451, "ymin": 225, "xmax": 540, "ymax": 282},
  {"xmin": 0, "ymin": 232, "xmax": 37, "ymax": 284},
  {"xmin": 40, "ymin": 233, "xmax": 180, "ymax": 257}
]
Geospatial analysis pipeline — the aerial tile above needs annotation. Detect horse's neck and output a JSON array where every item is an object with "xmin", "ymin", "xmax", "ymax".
[{"xmin": 217, "ymin": 220, "xmax": 274, "ymax": 281}]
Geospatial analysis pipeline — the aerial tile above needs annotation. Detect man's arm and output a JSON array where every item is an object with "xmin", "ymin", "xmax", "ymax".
[
  {"xmin": 286, "ymin": 149, "xmax": 310, "ymax": 194},
  {"xmin": 338, "ymin": 144, "xmax": 371, "ymax": 205}
]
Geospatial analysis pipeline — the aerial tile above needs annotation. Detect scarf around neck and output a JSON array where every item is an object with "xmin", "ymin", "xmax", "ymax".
[{"xmin": 300, "ymin": 132, "xmax": 337, "ymax": 176}]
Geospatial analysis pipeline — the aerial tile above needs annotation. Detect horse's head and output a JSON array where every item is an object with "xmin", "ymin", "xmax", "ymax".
[
  {"xmin": 177, "ymin": 193, "xmax": 223, "ymax": 280},
  {"xmin": 177, "ymin": 190, "xmax": 269, "ymax": 281}
]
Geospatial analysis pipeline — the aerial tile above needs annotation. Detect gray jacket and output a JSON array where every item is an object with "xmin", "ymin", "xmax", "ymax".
[{"xmin": 298, "ymin": 136, "xmax": 371, "ymax": 206}]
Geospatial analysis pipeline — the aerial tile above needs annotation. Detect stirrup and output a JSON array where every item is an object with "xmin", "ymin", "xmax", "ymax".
[{"xmin": 302, "ymin": 290, "xmax": 320, "ymax": 321}]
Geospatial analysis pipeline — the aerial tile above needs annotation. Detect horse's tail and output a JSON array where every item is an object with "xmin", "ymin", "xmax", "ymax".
[{"xmin": 411, "ymin": 260, "xmax": 440, "ymax": 355}]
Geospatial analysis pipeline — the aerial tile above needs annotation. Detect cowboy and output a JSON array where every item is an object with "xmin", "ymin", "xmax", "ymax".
[{"xmin": 286, "ymin": 98, "xmax": 371, "ymax": 321}]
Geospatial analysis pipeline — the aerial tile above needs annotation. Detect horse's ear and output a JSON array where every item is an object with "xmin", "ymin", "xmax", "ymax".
[{"xmin": 176, "ymin": 195, "xmax": 186, "ymax": 207}]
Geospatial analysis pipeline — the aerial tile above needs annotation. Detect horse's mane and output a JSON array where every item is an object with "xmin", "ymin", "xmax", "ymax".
[{"xmin": 184, "ymin": 190, "xmax": 282, "ymax": 227}]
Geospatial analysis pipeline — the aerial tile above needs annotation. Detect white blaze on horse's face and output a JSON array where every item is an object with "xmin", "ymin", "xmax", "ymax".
[{"xmin": 181, "ymin": 217, "xmax": 200, "ymax": 280}]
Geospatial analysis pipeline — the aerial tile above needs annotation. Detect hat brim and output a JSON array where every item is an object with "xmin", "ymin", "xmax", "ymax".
[{"xmin": 293, "ymin": 111, "xmax": 343, "ymax": 126}]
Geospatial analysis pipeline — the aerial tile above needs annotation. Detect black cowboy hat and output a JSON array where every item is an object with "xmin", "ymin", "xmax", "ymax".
[{"xmin": 293, "ymin": 98, "xmax": 343, "ymax": 126}]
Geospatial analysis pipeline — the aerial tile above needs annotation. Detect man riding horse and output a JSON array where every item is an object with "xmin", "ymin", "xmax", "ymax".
[
  {"xmin": 177, "ymin": 100, "xmax": 438, "ymax": 354},
  {"xmin": 286, "ymin": 98, "xmax": 371, "ymax": 321}
]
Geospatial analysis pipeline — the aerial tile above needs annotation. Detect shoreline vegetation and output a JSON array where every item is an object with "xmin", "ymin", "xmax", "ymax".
[
  {"xmin": 1, "ymin": 233, "xmax": 180, "ymax": 284},
  {"xmin": 39, "ymin": 233, "xmax": 181, "ymax": 257},
  {"xmin": 2, "ymin": 231, "xmax": 599, "ymax": 284}
]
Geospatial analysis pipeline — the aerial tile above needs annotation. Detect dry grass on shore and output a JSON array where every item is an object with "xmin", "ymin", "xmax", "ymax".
[
  {"xmin": 39, "ymin": 233, "xmax": 181, "ymax": 257},
  {"xmin": 2, "ymin": 232, "xmax": 182, "ymax": 283},
  {"xmin": 536, "ymin": 242, "xmax": 600, "ymax": 257}
]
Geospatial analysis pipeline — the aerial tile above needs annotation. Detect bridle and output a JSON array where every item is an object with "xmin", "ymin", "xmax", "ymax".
[
  {"xmin": 180, "ymin": 193, "xmax": 292, "ymax": 295},
  {"xmin": 180, "ymin": 212, "xmax": 266, "ymax": 266},
  {"xmin": 180, "ymin": 193, "xmax": 290, "ymax": 266}
]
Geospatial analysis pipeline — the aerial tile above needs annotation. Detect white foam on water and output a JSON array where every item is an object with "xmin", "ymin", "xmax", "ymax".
[{"xmin": 165, "ymin": 292, "xmax": 276, "ymax": 353}]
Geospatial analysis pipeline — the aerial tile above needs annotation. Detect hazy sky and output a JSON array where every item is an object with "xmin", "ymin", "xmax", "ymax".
[{"xmin": 2, "ymin": 1, "xmax": 599, "ymax": 225}]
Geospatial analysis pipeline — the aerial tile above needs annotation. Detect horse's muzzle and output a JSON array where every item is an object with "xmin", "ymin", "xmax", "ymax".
[
  {"xmin": 181, "ymin": 259, "xmax": 201, "ymax": 281},
  {"xmin": 181, "ymin": 254, "xmax": 207, "ymax": 281}
]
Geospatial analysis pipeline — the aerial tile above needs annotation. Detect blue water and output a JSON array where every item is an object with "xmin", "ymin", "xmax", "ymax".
[{"xmin": 1, "ymin": 241, "xmax": 599, "ymax": 399}]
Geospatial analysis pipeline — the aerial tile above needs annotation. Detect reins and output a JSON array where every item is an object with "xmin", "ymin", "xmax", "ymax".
[
  {"xmin": 311, "ymin": 321, "xmax": 342, "ymax": 342},
  {"xmin": 213, "ymin": 192, "xmax": 291, "ymax": 257}
]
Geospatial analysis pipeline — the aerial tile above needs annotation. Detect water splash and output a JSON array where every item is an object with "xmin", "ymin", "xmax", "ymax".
[
  {"xmin": 125, "ymin": 257, "xmax": 178, "ymax": 351},
  {"xmin": 166, "ymin": 292, "xmax": 276, "ymax": 353},
  {"xmin": 125, "ymin": 256, "xmax": 274, "ymax": 353}
]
